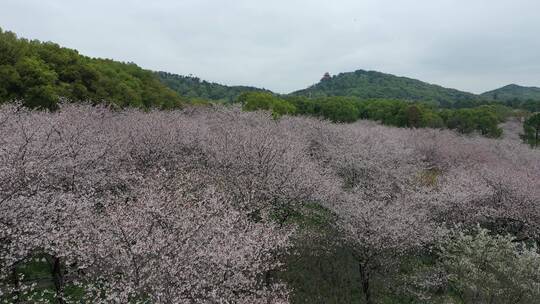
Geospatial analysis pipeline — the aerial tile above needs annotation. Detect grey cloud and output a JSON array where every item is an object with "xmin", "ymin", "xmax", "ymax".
[{"xmin": 1, "ymin": 0, "xmax": 539, "ymax": 93}]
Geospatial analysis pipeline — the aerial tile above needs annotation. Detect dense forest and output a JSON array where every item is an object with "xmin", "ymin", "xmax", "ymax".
[
  {"xmin": 238, "ymin": 92, "xmax": 510, "ymax": 138},
  {"xmin": 481, "ymin": 84, "xmax": 540, "ymax": 112},
  {"xmin": 290, "ymin": 70, "xmax": 488, "ymax": 108},
  {"xmin": 482, "ymin": 84, "xmax": 540, "ymax": 101},
  {"xmin": 290, "ymin": 70, "xmax": 540, "ymax": 113},
  {"xmin": 0, "ymin": 28, "xmax": 185, "ymax": 110},
  {"xmin": 156, "ymin": 71, "xmax": 269, "ymax": 103}
]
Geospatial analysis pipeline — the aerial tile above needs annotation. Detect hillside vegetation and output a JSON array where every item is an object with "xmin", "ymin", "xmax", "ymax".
[
  {"xmin": 240, "ymin": 92, "xmax": 509, "ymax": 138},
  {"xmin": 482, "ymin": 84, "xmax": 540, "ymax": 112},
  {"xmin": 4, "ymin": 26, "xmax": 539, "ymax": 118},
  {"xmin": 156, "ymin": 71, "xmax": 268, "ymax": 102},
  {"xmin": 482, "ymin": 84, "xmax": 540, "ymax": 101},
  {"xmin": 291, "ymin": 69, "xmax": 487, "ymax": 108},
  {"xmin": 0, "ymin": 28, "xmax": 185, "ymax": 110}
]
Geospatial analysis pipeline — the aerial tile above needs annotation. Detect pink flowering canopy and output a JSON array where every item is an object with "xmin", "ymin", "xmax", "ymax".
[{"xmin": 0, "ymin": 104, "xmax": 538, "ymax": 303}]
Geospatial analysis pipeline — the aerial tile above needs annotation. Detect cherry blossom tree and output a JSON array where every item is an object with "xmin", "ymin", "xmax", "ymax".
[
  {"xmin": 1, "ymin": 103, "xmax": 539, "ymax": 303},
  {"xmin": 0, "ymin": 104, "xmax": 294, "ymax": 303}
]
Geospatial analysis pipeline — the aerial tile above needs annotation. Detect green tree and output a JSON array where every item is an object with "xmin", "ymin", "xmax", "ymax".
[
  {"xmin": 24, "ymin": 85, "xmax": 58, "ymax": 109},
  {"xmin": 475, "ymin": 112, "xmax": 502, "ymax": 138},
  {"xmin": 319, "ymin": 97, "xmax": 359, "ymax": 123},
  {"xmin": 15, "ymin": 57, "xmax": 58, "ymax": 88},
  {"xmin": 522, "ymin": 113, "xmax": 540, "ymax": 147},
  {"xmin": 404, "ymin": 105, "xmax": 422, "ymax": 128},
  {"xmin": 240, "ymin": 92, "xmax": 296, "ymax": 118},
  {"xmin": 421, "ymin": 111, "xmax": 445, "ymax": 128},
  {"xmin": 0, "ymin": 65, "xmax": 21, "ymax": 101},
  {"xmin": 441, "ymin": 107, "xmax": 503, "ymax": 137},
  {"xmin": 439, "ymin": 226, "xmax": 540, "ymax": 304}
]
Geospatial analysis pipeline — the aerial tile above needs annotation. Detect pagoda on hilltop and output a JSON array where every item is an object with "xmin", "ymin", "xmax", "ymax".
[{"xmin": 321, "ymin": 72, "xmax": 331, "ymax": 81}]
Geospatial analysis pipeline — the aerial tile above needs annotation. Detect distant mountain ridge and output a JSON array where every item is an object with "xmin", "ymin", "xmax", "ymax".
[
  {"xmin": 481, "ymin": 84, "xmax": 540, "ymax": 101},
  {"xmin": 3, "ymin": 27, "xmax": 538, "ymax": 110},
  {"xmin": 156, "ymin": 71, "xmax": 270, "ymax": 102},
  {"xmin": 159, "ymin": 68, "xmax": 540, "ymax": 110},
  {"xmin": 290, "ymin": 69, "xmax": 486, "ymax": 107}
]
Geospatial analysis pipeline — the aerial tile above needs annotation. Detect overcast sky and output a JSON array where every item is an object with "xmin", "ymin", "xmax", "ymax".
[{"xmin": 1, "ymin": 0, "xmax": 539, "ymax": 94}]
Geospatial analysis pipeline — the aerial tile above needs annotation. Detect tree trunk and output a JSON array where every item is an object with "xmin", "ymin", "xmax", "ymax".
[
  {"xmin": 51, "ymin": 257, "xmax": 65, "ymax": 304},
  {"xmin": 359, "ymin": 263, "xmax": 372, "ymax": 304},
  {"xmin": 11, "ymin": 266, "xmax": 20, "ymax": 303}
]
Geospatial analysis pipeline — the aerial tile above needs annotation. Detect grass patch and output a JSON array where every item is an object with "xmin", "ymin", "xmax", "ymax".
[{"xmin": 417, "ymin": 167, "xmax": 442, "ymax": 187}]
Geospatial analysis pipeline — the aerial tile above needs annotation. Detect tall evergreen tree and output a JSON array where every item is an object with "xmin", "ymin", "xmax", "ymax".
[{"xmin": 522, "ymin": 113, "xmax": 540, "ymax": 147}]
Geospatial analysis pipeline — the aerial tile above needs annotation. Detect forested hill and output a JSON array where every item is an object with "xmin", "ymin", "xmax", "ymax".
[
  {"xmin": 291, "ymin": 69, "xmax": 486, "ymax": 108},
  {"xmin": 4, "ymin": 27, "xmax": 538, "ymax": 112},
  {"xmin": 0, "ymin": 28, "xmax": 185, "ymax": 110},
  {"xmin": 156, "ymin": 71, "xmax": 270, "ymax": 103},
  {"xmin": 482, "ymin": 84, "xmax": 540, "ymax": 101}
]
